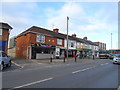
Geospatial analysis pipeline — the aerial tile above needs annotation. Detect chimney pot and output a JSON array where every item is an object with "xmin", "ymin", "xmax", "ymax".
[
  {"xmin": 83, "ymin": 37, "xmax": 87, "ymax": 40},
  {"xmin": 53, "ymin": 28, "xmax": 59, "ymax": 33},
  {"xmin": 72, "ymin": 34, "xmax": 76, "ymax": 38}
]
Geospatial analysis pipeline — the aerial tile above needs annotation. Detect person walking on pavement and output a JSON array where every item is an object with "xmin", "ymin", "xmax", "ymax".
[{"xmin": 92, "ymin": 52, "xmax": 95, "ymax": 60}]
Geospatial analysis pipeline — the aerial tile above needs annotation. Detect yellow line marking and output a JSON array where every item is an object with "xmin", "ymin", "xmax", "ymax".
[{"xmin": 11, "ymin": 61, "xmax": 23, "ymax": 67}]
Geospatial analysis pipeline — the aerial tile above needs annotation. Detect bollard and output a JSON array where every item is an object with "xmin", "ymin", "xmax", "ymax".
[
  {"xmin": 93, "ymin": 55, "xmax": 94, "ymax": 60},
  {"xmin": 63, "ymin": 56, "xmax": 65, "ymax": 63},
  {"xmin": 50, "ymin": 57, "xmax": 52, "ymax": 63},
  {"xmin": 75, "ymin": 56, "xmax": 77, "ymax": 62}
]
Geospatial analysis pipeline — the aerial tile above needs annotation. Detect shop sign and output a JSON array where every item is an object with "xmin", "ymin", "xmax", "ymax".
[
  {"xmin": 76, "ymin": 45, "xmax": 84, "ymax": 49},
  {"xmin": 31, "ymin": 43, "xmax": 56, "ymax": 48},
  {"xmin": 40, "ymin": 44, "xmax": 50, "ymax": 47}
]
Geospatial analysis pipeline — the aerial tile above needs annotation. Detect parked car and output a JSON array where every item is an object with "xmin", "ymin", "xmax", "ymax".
[
  {"xmin": 113, "ymin": 54, "xmax": 120, "ymax": 64},
  {"xmin": 0, "ymin": 51, "xmax": 12, "ymax": 71},
  {"xmin": 109, "ymin": 54, "xmax": 117, "ymax": 60}
]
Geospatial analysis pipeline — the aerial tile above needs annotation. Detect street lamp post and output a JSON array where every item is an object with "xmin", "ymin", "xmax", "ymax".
[
  {"xmin": 66, "ymin": 16, "xmax": 69, "ymax": 61},
  {"xmin": 111, "ymin": 33, "xmax": 112, "ymax": 49}
]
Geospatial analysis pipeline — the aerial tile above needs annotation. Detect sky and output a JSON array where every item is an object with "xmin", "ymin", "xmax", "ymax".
[{"xmin": 1, "ymin": 0, "xmax": 118, "ymax": 50}]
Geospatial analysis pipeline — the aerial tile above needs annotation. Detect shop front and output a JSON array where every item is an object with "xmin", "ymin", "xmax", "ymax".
[
  {"xmin": 76, "ymin": 45, "xmax": 92, "ymax": 59},
  {"xmin": 30, "ymin": 43, "xmax": 56, "ymax": 59},
  {"xmin": 82, "ymin": 49, "xmax": 92, "ymax": 58},
  {"xmin": 55, "ymin": 47, "xmax": 65, "ymax": 59}
]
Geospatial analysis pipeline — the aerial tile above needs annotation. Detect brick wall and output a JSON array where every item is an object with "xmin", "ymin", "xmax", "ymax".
[
  {"xmin": 16, "ymin": 32, "xmax": 64, "ymax": 59},
  {"xmin": 28, "ymin": 33, "xmax": 64, "ymax": 47},
  {"xmin": 16, "ymin": 34, "xmax": 30, "ymax": 59}
]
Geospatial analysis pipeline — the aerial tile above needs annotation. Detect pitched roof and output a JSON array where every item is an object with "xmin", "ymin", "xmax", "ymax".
[
  {"xmin": 0, "ymin": 22, "xmax": 13, "ymax": 29},
  {"xmin": 85, "ymin": 40, "xmax": 98, "ymax": 46},
  {"xmin": 17, "ymin": 26, "xmax": 66, "ymax": 39},
  {"xmin": 17, "ymin": 26, "xmax": 97, "ymax": 45}
]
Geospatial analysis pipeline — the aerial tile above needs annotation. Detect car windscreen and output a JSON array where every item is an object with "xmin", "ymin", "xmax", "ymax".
[{"xmin": 117, "ymin": 55, "xmax": 120, "ymax": 58}]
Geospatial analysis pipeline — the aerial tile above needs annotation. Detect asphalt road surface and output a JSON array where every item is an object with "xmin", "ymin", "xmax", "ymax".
[{"xmin": 2, "ymin": 59, "xmax": 120, "ymax": 89}]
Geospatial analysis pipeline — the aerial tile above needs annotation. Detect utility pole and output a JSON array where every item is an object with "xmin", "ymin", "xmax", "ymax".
[
  {"xmin": 66, "ymin": 16, "xmax": 69, "ymax": 61},
  {"xmin": 111, "ymin": 33, "xmax": 112, "ymax": 49}
]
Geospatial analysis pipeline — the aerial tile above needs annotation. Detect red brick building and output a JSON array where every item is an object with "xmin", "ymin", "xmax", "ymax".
[
  {"xmin": 0, "ymin": 22, "xmax": 13, "ymax": 53},
  {"xmin": 94, "ymin": 42, "xmax": 106, "ymax": 50},
  {"xmin": 16, "ymin": 26, "xmax": 66, "ymax": 59}
]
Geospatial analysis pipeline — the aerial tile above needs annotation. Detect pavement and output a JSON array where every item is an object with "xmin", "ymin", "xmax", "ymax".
[
  {"xmin": 11, "ymin": 57, "xmax": 99, "ymax": 65},
  {"xmin": 2, "ymin": 57, "xmax": 110, "ymax": 73}
]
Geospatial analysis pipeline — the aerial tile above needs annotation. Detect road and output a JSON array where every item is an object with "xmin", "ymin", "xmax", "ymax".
[{"xmin": 2, "ymin": 59, "xmax": 120, "ymax": 89}]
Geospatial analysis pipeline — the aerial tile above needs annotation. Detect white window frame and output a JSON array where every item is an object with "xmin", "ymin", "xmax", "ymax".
[
  {"xmin": 71, "ymin": 42, "xmax": 74, "ymax": 47},
  {"xmin": 0, "ymin": 29, "xmax": 2, "ymax": 35},
  {"xmin": 57, "ymin": 39, "xmax": 62, "ymax": 45},
  {"xmin": 36, "ymin": 34, "xmax": 45, "ymax": 43}
]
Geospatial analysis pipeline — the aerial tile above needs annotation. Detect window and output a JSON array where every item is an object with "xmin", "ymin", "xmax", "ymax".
[
  {"xmin": 71, "ymin": 42, "xmax": 74, "ymax": 47},
  {"xmin": 57, "ymin": 39, "xmax": 62, "ymax": 45},
  {"xmin": 36, "ymin": 34, "xmax": 45, "ymax": 43},
  {"xmin": 0, "ymin": 29, "xmax": 2, "ymax": 35},
  {"xmin": 90, "ymin": 45, "xmax": 92, "ymax": 49}
]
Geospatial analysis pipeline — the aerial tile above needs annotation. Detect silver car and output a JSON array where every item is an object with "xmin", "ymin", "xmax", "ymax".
[
  {"xmin": 113, "ymin": 54, "xmax": 120, "ymax": 64},
  {"xmin": 0, "ymin": 51, "xmax": 12, "ymax": 71}
]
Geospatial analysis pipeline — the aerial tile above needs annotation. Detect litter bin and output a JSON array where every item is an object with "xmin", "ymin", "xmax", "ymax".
[{"xmin": 79, "ymin": 54, "xmax": 82, "ymax": 59}]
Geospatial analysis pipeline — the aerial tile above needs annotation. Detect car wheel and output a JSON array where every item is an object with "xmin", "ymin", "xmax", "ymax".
[
  {"xmin": 113, "ymin": 62, "xmax": 115, "ymax": 64},
  {"xmin": 0, "ymin": 62, "xmax": 4, "ymax": 71},
  {"xmin": 8, "ymin": 61, "xmax": 11, "ymax": 67}
]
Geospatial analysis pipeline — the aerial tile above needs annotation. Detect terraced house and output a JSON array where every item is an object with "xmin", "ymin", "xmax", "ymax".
[{"xmin": 15, "ymin": 26, "xmax": 99, "ymax": 59}]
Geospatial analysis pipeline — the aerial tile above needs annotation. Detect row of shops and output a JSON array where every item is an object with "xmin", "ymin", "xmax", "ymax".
[
  {"xmin": 13, "ymin": 26, "xmax": 100, "ymax": 59},
  {"xmin": 29, "ymin": 43, "xmax": 98, "ymax": 59}
]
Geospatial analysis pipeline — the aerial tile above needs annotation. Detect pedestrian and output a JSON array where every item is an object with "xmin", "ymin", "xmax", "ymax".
[
  {"xmin": 93, "ymin": 55, "xmax": 94, "ymax": 60},
  {"xmin": 50, "ymin": 52, "xmax": 53, "ymax": 63},
  {"xmin": 92, "ymin": 52, "xmax": 95, "ymax": 60}
]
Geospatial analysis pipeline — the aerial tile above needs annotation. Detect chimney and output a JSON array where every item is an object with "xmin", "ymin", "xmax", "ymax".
[
  {"xmin": 72, "ymin": 34, "xmax": 76, "ymax": 38},
  {"xmin": 53, "ymin": 28, "xmax": 59, "ymax": 33},
  {"xmin": 83, "ymin": 37, "xmax": 87, "ymax": 40}
]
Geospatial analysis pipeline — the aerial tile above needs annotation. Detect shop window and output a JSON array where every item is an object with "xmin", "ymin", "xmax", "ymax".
[
  {"xmin": 44, "ymin": 49, "xmax": 49, "ymax": 54},
  {"xmin": 36, "ymin": 34, "xmax": 45, "ymax": 43},
  {"xmin": 57, "ymin": 39, "xmax": 62, "ymax": 45}
]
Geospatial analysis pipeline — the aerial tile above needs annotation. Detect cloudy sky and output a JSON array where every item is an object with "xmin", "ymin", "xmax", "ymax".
[{"xmin": 1, "ymin": 0, "xmax": 118, "ymax": 50}]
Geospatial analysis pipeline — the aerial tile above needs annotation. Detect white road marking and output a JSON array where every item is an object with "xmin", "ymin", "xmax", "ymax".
[
  {"xmin": 13, "ymin": 77, "xmax": 53, "ymax": 89},
  {"xmin": 72, "ymin": 68, "xmax": 90, "ymax": 74},
  {"xmin": 72, "ymin": 65, "xmax": 97, "ymax": 74},
  {"xmin": 100, "ymin": 63, "xmax": 109, "ymax": 66}
]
